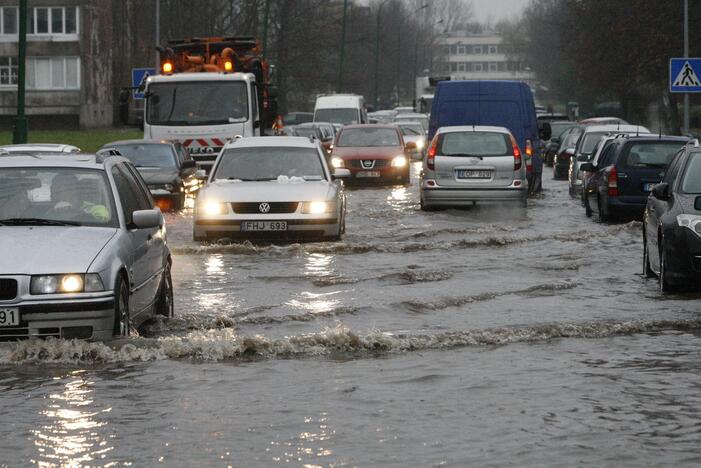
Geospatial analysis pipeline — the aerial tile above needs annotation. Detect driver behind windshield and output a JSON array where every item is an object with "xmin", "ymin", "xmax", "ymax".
[{"xmin": 50, "ymin": 174, "xmax": 110, "ymax": 222}]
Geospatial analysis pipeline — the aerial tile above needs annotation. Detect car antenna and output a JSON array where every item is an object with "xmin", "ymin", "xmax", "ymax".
[{"xmin": 636, "ymin": 125, "xmax": 640, "ymax": 137}]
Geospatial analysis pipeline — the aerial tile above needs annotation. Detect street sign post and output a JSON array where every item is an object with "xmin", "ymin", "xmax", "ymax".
[
  {"xmin": 131, "ymin": 68, "xmax": 157, "ymax": 100},
  {"xmin": 670, "ymin": 58, "xmax": 701, "ymax": 93}
]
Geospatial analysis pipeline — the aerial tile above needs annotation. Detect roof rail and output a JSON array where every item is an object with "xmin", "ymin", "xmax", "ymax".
[
  {"xmin": 95, "ymin": 147, "xmax": 123, "ymax": 163},
  {"xmin": 686, "ymin": 138, "xmax": 700, "ymax": 147}
]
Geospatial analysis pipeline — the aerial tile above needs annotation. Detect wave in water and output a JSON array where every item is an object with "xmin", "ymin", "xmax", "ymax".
[{"xmin": 2, "ymin": 318, "xmax": 700, "ymax": 365}]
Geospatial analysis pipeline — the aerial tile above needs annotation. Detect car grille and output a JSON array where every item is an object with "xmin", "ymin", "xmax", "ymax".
[
  {"xmin": 0, "ymin": 279, "xmax": 17, "ymax": 301},
  {"xmin": 348, "ymin": 159, "xmax": 388, "ymax": 169},
  {"xmin": 231, "ymin": 202, "xmax": 300, "ymax": 214}
]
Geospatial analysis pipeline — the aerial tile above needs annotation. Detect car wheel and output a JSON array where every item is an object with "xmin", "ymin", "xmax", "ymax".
[
  {"xmin": 584, "ymin": 193, "xmax": 592, "ymax": 218},
  {"xmin": 420, "ymin": 197, "xmax": 433, "ymax": 211},
  {"xmin": 598, "ymin": 197, "xmax": 608, "ymax": 222},
  {"xmin": 113, "ymin": 276, "xmax": 130, "ymax": 337},
  {"xmin": 643, "ymin": 234, "xmax": 655, "ymax": 278},
  {"xmin": 659, "ymin": 245, "xmax": 676, "ymax": 292},
  {"xmin": 155, "ymin": 262, "xmax": 174, "ymax": 318}
]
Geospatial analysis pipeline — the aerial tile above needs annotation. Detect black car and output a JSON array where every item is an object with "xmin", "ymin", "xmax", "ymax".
[
  {"xmin": 101, "ymin": 139, "xmax": 197, "ymax": 210},
  {"xmin": 553, "ymin": 126, "xmax": 582, "ymax": 179},
  {"xmin": 643, "ymin": 142, "xmax": 701, "ymax": 291},
  {"xmin": 581, "ymin": 135, "xmax": 690, "ymax": 222},
  {"xmin": 543, "ymin": 121, "xmax": 577, "ymax": 166}
]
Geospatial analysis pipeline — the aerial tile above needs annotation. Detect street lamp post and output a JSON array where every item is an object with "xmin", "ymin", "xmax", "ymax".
[
  {"xmin": 337, "ymin": 0, "xmax": 349, "ymax": 92},
  {"xmin": 373, "ymin": 0, "xmax": 391, "ymax": 109},
  {"xmin": 12, "ymin": 0, "xmax": 27, "ymax": 144},
  {"xmin": 683, "ymin": 0, "xmax": 689, "ymax": 134},
  {"xmin": 262, "ymin": 0, "xmax": 271, "ymax": 58}
]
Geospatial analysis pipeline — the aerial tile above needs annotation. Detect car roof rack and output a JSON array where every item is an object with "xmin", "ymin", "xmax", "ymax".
[{"xmin": 95, "ymin": 147, "xmax": 123, "ymax": 163}]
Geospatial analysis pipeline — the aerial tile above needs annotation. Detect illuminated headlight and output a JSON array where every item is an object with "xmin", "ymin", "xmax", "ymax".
[
  {"xmin": 677, "ymin": 214, "xmax": 701, "ymax": 236},
  {"xmin": 30, "ymin": 274, "xmax": 104, "ymax": 295},
  {"xmin": 391, "ymin": 155, "xmax": 407, "ymax": 167},
  {"xmin": 302, "ymin": 201, "xmax": 335, "ymax": 214},
  {"xmin": 199, "ymin": 201, "xmax": 228, "ymax": 216},
  {"xmin": 415, "ymin": 139, "xmax": 425, "ymax": 150},
  {"xmin": 331, "ymin": 157, "xmax": 345, "ymax": 168}
]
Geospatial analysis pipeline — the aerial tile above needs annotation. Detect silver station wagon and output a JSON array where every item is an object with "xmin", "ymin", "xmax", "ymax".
[
  {"xmin": 420, "ymin": 125, "xmax": 528, "ymax": 210},
  {"xmin": 0, "ymin": 153, "xmax": 173, "ymax": 341}
]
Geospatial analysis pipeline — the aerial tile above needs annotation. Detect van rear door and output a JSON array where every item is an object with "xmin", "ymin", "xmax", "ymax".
[{"xmin": 433, "ymin": 130, "xmax": 516, "ymax": 188}]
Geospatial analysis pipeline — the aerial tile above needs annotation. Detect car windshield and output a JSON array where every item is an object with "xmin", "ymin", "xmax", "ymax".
[
  {"xmin": 682, "ymin": 153, "xmax": 701, "ymax": 193},
  {"xmin": 399, "ymin": 124, "xmax": 424, "ymax": 136},
  {"xmin": 213, "ymin": 147, "xmax": 326, "ymax": 181},
  {"xmin": 314, "ymin": 108, "xmax": 359, "ymax": 125},
  {"xmin": 620, "ymin": 141, "xmax": 685, "ymax": 169},
  {"xmin": 146, "ymin": 81, "xmax": 248, "ymax": 126},
  {"xmin": 0, "ymin": 167, "xmax": 116, "ymax": 227},
  {"xmin": 110, "ymin": 144, "xmax": 177, "ymax": 168},
  {"xmin": 438, "ymin": 132, "xmax": 511, "ymax": 157},
  {"xmin": 337, "ymin": 128, "xmax": 400, "ymax": 147}
]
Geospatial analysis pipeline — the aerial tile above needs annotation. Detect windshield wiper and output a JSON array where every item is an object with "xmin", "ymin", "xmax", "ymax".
[
  {"xmin": 444, "ymin": 153, "xmax": 485, "ymax": 158},
  {"xmin": 0, "ymin": 218, "xmax": 81, "ymax": 226}
]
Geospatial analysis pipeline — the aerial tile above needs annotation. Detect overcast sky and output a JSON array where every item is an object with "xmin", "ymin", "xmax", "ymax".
[{"xmin": 470, "ymin": 0, "xmax": 527, "ymax": 23}]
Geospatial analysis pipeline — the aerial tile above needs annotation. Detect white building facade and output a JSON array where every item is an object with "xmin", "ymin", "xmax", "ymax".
[{"xmin": 437, "ymin": 31, "xmax": 535, "ymax": 87}]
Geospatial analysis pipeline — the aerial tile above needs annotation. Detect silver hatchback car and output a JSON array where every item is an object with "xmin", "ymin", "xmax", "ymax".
[
  {"xmin": 0, "ymin": 153, "xmax": 172, "ymax": 341},
  {"xmin": 420, "ymin": 126, "xmax": 528, "ymax": 210}
]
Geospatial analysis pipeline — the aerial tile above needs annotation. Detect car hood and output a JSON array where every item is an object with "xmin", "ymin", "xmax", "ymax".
[
  {"xmin": 332, "ymin": 146, "xmax": 404, "ymax": 160},
  {"xmin": 0, "ymin": 227, "xmax": 118, "ymax": 275},
  {"xmin": 200, "ymin": 180, "xmax": 336, "ymax": 202},
  {"xmin": 137, "ymin": 167, "xmax": 180, "ymax": 185}
]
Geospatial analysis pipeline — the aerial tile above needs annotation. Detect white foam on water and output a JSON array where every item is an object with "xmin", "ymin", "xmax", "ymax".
[{"xmin": 2, "ymin": 318, "xmax": 700, "ymax": 365}]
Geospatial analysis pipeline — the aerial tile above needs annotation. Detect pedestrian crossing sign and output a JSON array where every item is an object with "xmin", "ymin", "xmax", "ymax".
[
  {"xmin": 132, "ymin": 68, "xmax": 157, "ymax": 100},
  {"xmin": 670, "ymin": 58, "xmax": 701, "ymax": 93}
]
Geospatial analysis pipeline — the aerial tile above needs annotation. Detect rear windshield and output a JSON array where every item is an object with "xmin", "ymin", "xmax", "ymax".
[
  {"xmin": 580, "ymin": 132, "xmax": 610, "ymax": 154},
  {"xmin": 292, "ymin": 127, "xmax": 317, "ymax": 138},
  {"xmin": 619, "ymin": 141, "xmax": 685, "ymax": 169},
  {"xmin": 337, "ymin": 128, "xmax": 400, "ymax": 147},
  {"xmin": 682, "ymin": 153, "xmax": 701, "ymax": 193},
  {"xmin": 314, "ymin": 108, "xmax": 359, "ymax": 125},
  {"xmin": 438, "ymin": 132, "xmax": 511, "ymax": 157}
]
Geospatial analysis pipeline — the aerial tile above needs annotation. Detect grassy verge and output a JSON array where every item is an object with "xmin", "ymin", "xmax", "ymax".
[{"xmin": 0, "ymin": 128, "xmax": 143, "ymax": 153}]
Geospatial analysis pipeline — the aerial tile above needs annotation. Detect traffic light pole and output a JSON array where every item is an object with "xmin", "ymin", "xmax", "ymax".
[
  {"xmin": 13, "ymin": 0, "xmax": 28, "ymax": 144},
  {"xmin": 683, "ymin": 0, "xmax": 690, "ymax": 134}
]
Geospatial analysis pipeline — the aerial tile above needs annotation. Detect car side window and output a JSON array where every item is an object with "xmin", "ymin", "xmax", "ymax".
[
  {"xmin": 662, "ymin": 150, "xmax": 685, "ymax": 185},
  {"xmin": 121, "ymin": 164, "xmax": 154, "ymax": 210},
  {"xmin": 173, "ymin": 143, "xmax": 185, "ymax": 163},
  {"xmin": 111, "ymin": 166, "xmax": 142, "ymax": 226},
  {"xmin": 599, "ymin": 144, "xmax": 618, "ymax": 167}
]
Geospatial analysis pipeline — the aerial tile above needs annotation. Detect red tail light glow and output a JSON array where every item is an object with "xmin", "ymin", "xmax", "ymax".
[
  {"xmin": 427, "ymin": 136, "xmax": 438, "ymax": 170},
  {"xmin": 607, "ymin": 166, "xmax": 619, "ymax": 197},
  {"xmin": 511, "ymin": 136, "xmax": 522, "ymax": 171}
]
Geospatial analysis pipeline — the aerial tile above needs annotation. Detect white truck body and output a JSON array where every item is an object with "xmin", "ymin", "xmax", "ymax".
[{"xmin": 144, "ymin": 72, "xmax": 261, "ymax": 170}]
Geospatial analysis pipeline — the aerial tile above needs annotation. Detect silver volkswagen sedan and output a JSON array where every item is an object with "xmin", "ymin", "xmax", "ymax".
[
  {"xmin": 194, "ymin": 137, "xmax": 349, "ymax": 241},
  {"xmin": 0, "ymin": 153, "xmax": 172, "ymax": 341}
]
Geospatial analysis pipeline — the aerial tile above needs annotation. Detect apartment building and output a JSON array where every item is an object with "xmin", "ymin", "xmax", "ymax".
[
  {"xmin": 0, "ymin": 1, "xmax": 113, "ymax": 129},
  {"xmin": 437, "ymin": 31, "xmax": 535, "ymax": 87}
]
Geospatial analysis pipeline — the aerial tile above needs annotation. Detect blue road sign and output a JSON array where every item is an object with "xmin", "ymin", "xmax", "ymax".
[
  {"xmin": 670, "ymin": 58, "xmax": 701, "ymax": 93},
  {"xmin": 132, "ymin": 68, "xmax": 157, "ymax": 100}
]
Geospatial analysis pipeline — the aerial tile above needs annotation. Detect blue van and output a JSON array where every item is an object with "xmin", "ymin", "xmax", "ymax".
[{"xmin": 428, "ymin": 80, "xmax": 548, "ymax": 153}]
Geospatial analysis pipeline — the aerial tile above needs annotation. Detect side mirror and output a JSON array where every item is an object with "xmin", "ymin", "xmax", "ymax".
[
  {"xmin": 405, "ymin": 141, "xmax": 417, "ymax": 151},
  {"xmin": 195, "ymin": 169, "xmax": 208, "ymax": 180},
  {"xmin": 132, "ymin": 208, "xmax": 162, "ymax": 229},
  {"xmin": 695, "ymin": 195, "xmax": 701, "ymax": 211},
  {"xmin": 538, "ymin": 122, "xmax": 552, "ymax": 141},
  {"xmin": 182, "ymin": 160, "xmax": 197, "ymax": 170},
  {"xmin": 652, "ymin": 182, "xmax": 671, "ymax": 200},
  {"xmin": 332, "ymin": 168, "xmax": 351, "ymax": 179},
  {"xmin": 579, "ymin": 162, "xmax": 595, "ymax": 172}
]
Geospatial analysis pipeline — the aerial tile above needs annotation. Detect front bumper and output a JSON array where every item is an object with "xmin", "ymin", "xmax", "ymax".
[
  {"xmin": 420, "ymin": 180, "xmax": 526, "ymax": 206},
  {"xmin": 346, "ymin": 166, "xmax": 409, "ymax": 184},
  {"xmin": 0, "ymin": 295, "xmax": 115, "ymax": 341},
  {"xmin": 194, "ymin": 216, "xmax": 341, "ymax": 240}
]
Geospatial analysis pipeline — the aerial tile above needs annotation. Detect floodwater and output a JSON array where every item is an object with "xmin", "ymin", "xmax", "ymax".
[{"xmin": 2, "ymin": 163, "xmax": 701, "ymax": 467}]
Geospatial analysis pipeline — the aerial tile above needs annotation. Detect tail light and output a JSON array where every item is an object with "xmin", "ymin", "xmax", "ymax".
[
  {"xmin": 511, "ymin": 136, "xmax": 522, "ymax": 171},
  {"xmin": 525, "ymin": 139, "xmax": 533, "ymax": 173},
  {"xmin": 607, "ymin": 166, "xmax": 619, "ymax": 197},
  {"xmin": 427, "ymin": 136, "xmax": 438, "ymax": 170}
]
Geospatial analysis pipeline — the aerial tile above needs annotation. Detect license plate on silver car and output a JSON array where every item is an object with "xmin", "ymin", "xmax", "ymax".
[
  {"xmin": 456, "ymin": 169, "xmax": 493, "ymax": 179},
  {"xmin": 241, "ymin": 221, "xmax": 288, "ymax": 232},
  {"xmin": 0, "ymin": 308, "xmax": 19, "ymax": 327}
]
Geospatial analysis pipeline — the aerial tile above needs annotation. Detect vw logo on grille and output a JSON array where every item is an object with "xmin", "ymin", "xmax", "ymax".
[
  {"xmin": 361, "ymin": 160, "xmax": 375, "ymax": 169},
  {"xmin": 258, "ymin": 202, "xmax": 271, "ymax": 213}
]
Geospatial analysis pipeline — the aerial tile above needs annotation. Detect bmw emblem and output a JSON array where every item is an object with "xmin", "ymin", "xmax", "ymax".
[{"xmin": 258, "ymin": 202, "xmax": 271, "ymax": 213}]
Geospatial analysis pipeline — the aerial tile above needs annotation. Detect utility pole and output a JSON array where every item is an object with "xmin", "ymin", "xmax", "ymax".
[
  {"xmin": 262, "ymin": 0, "xmax": 271, "ymax": 58},
  {"xmin": 337, "ymin": 0, "xmax": 349, "ymax": 92},
  {"xmin": 155, "ymin": 0, "xmax": 160, "ymax": 69},
  {"xmin": 683, "ymin": 0, "xmax": 690, "ymax": 134},
  {"xmin": 374, "ymin": 0, "xmax": 391, "ymax": 109},
  {"xmin": 12, "ymin": 0, "xmax": 27, "ymax": 144}
]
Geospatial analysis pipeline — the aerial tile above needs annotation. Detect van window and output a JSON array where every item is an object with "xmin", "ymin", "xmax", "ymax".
[
  {"xmin": 314, "ymin": 108, "xmax": 359, "ymax": 125},
  {"xmin": 438, "ymin": 132, "xmax": 511, "ymax": 157}
]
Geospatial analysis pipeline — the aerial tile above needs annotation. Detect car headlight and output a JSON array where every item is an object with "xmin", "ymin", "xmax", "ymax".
[
  {"xmin": 302, "ymin": 201, "xmax": 335, "ymax": 214},
  {"xmin": 391, "ymin": 155, "xmax": 407, "ymax": 167},
  {"xmin": 677, "ymin": 214, "xmax": 701, "ymax": 236},
  {"xmin": 331, "ymin": 157, "xmax": 345, "ymax": 168},
  {"xmin": 415, "ymin": 139, "xmax": 425, "ymax": 150},
  {"xmin": 199, "ymin": 201, "xmax": 228, "ymax": 216},
  {"xmin": 30, "ymin": 273, "xmax": 104, "ymax": 295}
]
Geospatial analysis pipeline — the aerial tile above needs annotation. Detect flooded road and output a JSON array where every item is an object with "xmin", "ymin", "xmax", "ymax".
[{"xmin": 2, "ymin": 163, "xmax": 701, "ymax": 466}]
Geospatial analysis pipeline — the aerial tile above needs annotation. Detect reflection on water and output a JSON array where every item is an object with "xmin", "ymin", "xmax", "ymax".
[
  {"xmin": 196, "ymin": 254, "xmax": 241, "ymax": 311},
  {"xmin": 387, "ymin": 186, "xmax": 409, "ymax": 211},
  {"xmin": 296, "ymin": 254, "xmax": 341, "ymax": 312},
  {"xmin": 269, "ymin": 412, "xmax": 335, "ymax": 465},
  {"xmin": 31, "ymin": 371, "xmax": 113, "ymax": 466},
  {"xmin": 304, "ymin": 253, "xmax": 333, "ymax": 278}
]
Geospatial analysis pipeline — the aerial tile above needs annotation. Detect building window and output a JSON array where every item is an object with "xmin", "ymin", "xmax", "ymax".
[
  {"xmin": 1, "ymin": 7, "xmax": 18, "ymax": 35},
  {"xmin": 0, "ymin": 57, "xmax": 18, "ymax": 85},
  {"xmin": 489, "ymin": 62, "xmax": 498, "ymax": 72},
  {"xmin": 28, "ymin": 7, "xmax": 78, "ymax": 35},
  {"xmin": 473, "ymin": 45, "xmax": 482, "ymax": 54},
  {"xmin": 444, "ymin": 46, "xmax": 451, "ymax": 56},
  {"xmin": 450, "ymin": 63, "xmax": 458, "ymax": 72},
  {"xmin": 457, "ymin": 45, "xmax": 465, "ymax": 55},
  {"xmin": 457, "ymin": 62, "xmax": 465, "ymax": 72},
  {"xmin": 27, "ymin": 56, "xmax": 80, "ymax": 90},
  {"xmin": 474, "ymin": 63, "xmax": 482, "ymax": 72},
  {"xmin": 498, "ymin": 62, "xmax": 506, "ymax": 72}
]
